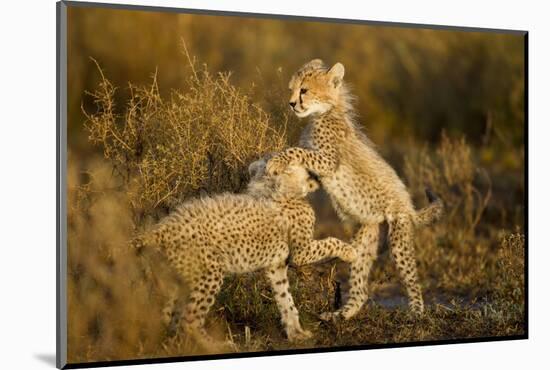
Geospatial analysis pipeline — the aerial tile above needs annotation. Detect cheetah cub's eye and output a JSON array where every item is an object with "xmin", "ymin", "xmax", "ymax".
[{"xmin": 300, "ymin": 88, "xmax": 308, "ymax": 95}]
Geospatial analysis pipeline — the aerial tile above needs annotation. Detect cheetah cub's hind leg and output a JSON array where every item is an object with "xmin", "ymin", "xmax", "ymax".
[
  {"xmin": 320, "ymin": 223, "xmax": 379, "ymax": 321},
  {"xmin": 389, "ymin": 216, "xmax": 424, "ymax": 314},
  {"xmin": 265, "ymin": 263, "xmax": 312, "ymax": 341},
  {"xmin": 179, "ymin": 268, "xmax": 234, "ymax": 352},
  {"xmin": 163, "ymin": 293, "xmax": 183, "ymax": 337}
]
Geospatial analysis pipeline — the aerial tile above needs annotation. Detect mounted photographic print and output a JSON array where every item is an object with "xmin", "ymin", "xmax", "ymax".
[{"xmin": 56, "ymin": 1, "xmax": 528, "ymax": 368}]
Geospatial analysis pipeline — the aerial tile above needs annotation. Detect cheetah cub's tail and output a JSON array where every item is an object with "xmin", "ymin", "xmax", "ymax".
[{"xmin": 414, "ymin": 187, "xmax": 444, "ymax": 227}]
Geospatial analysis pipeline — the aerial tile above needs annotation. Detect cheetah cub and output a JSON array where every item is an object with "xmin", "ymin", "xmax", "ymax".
[
  {"xmin": 267, "ymin": 59, "xmax": 443, "ymax": 320},
  {"xmin": 133, "ymin": 156, "xmax": 357, "ymax": 350}
]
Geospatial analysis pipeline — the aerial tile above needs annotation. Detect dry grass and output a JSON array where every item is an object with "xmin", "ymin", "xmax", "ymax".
[
  {"xmin": 67, "ymin": 156, "xmax": 171, "ymax": 362},
  {"xmin": 67, "ymin": 54, "xmax": 525, "ymax": 364},
  {"xmin": 83, "ymin": 45, "xmax": 288, "ymax": 224},
  {"xmin": 70, "ymin": 52, "xmax": 292, "ymax": 362}
]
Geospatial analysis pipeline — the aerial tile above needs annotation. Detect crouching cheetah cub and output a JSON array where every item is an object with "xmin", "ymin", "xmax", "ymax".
[
  {"xmin": 133, "ymin": 156, "xmax": 357, "ymax": 350},
  {"xmin": 267, "ymin": 59, "xmax": 444, "ymax": 320}
]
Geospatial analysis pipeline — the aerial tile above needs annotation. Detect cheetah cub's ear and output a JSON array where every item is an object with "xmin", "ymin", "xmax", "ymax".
[
  {"xmin": 301, "ymin": 58, "xmax": 326, "ymax": 71},
  {"xmin": 248, "ymin": 153, "xmax": 276, "ymax": 179},
  {"xmin": 248, "ymin": 158, "xmax": 267, "ymax": 179},
  {"xmin": 327, "ymin": 62, "xmax": 345, "ymax": 88}
]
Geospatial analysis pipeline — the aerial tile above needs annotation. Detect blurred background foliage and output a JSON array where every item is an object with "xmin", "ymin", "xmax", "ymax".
[{"xmin": 68, "ymin": 6, "xmax": 524, "ymax": 150}]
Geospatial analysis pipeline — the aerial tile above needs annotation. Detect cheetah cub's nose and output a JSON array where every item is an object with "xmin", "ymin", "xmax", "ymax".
[{"xmin": 289, "ymin": 101, "xmax": 296, "ymax": 108}]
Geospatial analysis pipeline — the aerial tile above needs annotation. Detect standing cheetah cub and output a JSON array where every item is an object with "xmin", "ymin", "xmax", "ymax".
[
  {"xmin": 267, "ymin": 59, "xmax": 443, "ymax": 319},
  {"xmin": 133, "ymin": 156, "xmax": 357, "ymax": 350}
]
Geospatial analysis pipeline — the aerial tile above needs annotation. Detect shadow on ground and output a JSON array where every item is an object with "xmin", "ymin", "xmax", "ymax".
[{"xmin": 34, "ymin": 353, "xmax": 56, "ymax": 367}]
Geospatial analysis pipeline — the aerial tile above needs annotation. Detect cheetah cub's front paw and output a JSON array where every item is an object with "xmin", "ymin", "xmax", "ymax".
[{"xmin": 341, "ymin": 247, "xmax": 358, "ymax": 263}]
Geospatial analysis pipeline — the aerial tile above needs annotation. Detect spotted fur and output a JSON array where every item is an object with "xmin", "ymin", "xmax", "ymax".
[
  {"xmin": 267, "ymin": 59, "xmax": 444, "ymax": 319},
  {"xmin": 133, "ymin": 157, "xmax": 357, "ymax": 350}
]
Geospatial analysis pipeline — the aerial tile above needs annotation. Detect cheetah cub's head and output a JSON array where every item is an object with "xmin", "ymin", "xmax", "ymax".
[
  {"xmin": 288, "ymin": 59, "xmax": 349, "ymax": 118},
  {"xmin": 247, "ymin": 155, "xmax": 319, "ymax": 200}
]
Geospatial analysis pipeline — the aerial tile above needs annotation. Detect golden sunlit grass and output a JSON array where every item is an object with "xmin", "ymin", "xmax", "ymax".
[
  {"xmin": 69, "ymin": 51, "xmax": 291, "ymax": 362},
  {"xmin": 67, "ymin": 53, "xmax": 524, "ymax": 363},
  {"xmin": 83, "ymin": 45, "xmax": 288, "ymax": 224}
]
